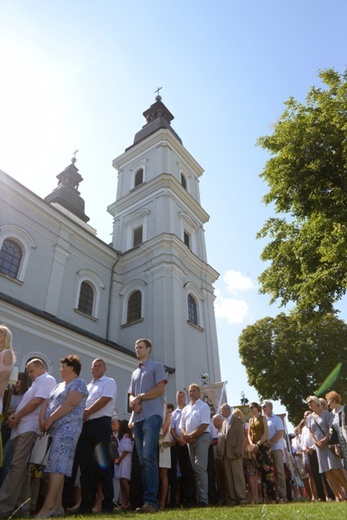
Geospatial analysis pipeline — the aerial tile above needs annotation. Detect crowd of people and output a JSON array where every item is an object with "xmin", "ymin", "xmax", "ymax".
[{"xmin": 0, "ymin": 324, "xmax": 347, "ymax": 517}]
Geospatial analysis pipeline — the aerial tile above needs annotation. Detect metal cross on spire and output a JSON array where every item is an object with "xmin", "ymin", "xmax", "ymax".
[
  {"xmin": 71, "ymin": 149, "xmax": 79, "ymax": 164},
  {"xmin": 154, "ymin": 86, "xmax": 162, "ymax": 101}
]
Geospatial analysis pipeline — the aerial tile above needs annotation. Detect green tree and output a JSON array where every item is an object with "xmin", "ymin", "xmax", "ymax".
[
  {"xmin": 257, "ymin": 68, "xmax": 347, "ymax": 313},
  {"xmin": 238, "ymin": 312, "xmax": 347, "ymax": 425}
]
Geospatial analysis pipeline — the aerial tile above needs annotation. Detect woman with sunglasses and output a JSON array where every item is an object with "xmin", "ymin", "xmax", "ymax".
[{"xmin": 247, "ymin": 402, "xmax": 276, "ymax": 503}]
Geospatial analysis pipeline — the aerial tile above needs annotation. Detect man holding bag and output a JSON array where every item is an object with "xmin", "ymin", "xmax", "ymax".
[{"xmin": 0, "ymin": 359, "xmax": 56, "ymax": 518}]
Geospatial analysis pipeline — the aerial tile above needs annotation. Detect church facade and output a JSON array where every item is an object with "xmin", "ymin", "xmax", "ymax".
[{"xmin": 0, "ymin": 96, "xmax": 221, "ymax": 416}]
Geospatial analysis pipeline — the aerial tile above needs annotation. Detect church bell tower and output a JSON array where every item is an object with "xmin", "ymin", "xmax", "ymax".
[{"xmin": 108, "ymin": 93, "xmax": 221, "ymax": 391}]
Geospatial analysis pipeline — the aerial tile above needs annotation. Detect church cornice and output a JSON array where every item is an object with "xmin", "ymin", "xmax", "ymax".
[
  {"xmin": 108, "ymin": 173, "xmax": 209, "ymax": 224},
  {"xmin": 0, "ymin": 290, "xmax": 176, "ymax": 374},
  {"xmin": 112, "ymin": 128, "xmax": 204, "ymax": 178},
  {"xmin": 118, "ymin": 232, "xmax": 219, "ymax": 287}
]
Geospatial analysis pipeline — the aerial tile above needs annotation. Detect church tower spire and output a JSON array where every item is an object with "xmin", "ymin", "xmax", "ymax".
[
  {"xmin": 129, "ymin": 90, "xmax": 182, "ymax": 149},
  {"xmin": 44, "ymin": 151, "xmax": 90, "ymax": 223},
  {"xmin": 108, "ymin": 96, "xmax": 221, "ymax": 390}
]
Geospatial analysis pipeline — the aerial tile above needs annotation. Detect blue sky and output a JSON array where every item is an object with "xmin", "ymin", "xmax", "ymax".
[{"xmin": 1, "ymin": 0, "xmax": 347, "ymax": 423}]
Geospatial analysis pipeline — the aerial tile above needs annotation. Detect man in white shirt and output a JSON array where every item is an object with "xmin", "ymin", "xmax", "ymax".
[
  {"xmin": 170, "ymin": 390, "xmax": 196, "ymax": 506},
  {"xmin": 180, "ymin": 384, "xmax": 210, "ymax": 507},
  {"xmin": 0, "ymin": 359, "xmax": 56, "ymax": 518},
  {"xmin": 262, "ymin": 401, "xmax": 287, "ymax": 503},
  {"xmin": 75, "ymin": 358, "xmax": 117, "ymax": 514}
]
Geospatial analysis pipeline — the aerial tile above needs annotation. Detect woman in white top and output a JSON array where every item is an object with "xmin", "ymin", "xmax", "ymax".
[{"xmin": 306, "ymin": 395, "xmax": 347, "ymax": 501}]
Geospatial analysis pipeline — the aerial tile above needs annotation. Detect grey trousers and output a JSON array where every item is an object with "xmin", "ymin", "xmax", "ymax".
[
  {"xmin": 187, "ymin": 432, "xmax": 210, "ymax": 504},
  {"xmin": 271, "ymin": 449, "xmax": 287, "ymax": 499},
  {"xmin": 0, "ymin": 431, "xmax": 37, "ymax": 514}
]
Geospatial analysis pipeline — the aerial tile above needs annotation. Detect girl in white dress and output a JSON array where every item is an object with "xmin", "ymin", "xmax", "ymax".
[
  {"xmin": 158, "ymin": 401, "xmax": 172, "ymax": 510},
  {"xmin": 115, "ymin": 420, "xmax": 134, "ymax": 510}
]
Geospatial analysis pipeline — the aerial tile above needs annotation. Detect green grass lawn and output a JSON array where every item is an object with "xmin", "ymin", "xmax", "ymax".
[{"xmin": 73, "ymin": 501, "xmax": 347, "ymax": 520}]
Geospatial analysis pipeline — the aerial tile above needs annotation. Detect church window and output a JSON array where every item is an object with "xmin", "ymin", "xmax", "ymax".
[
  {"xmin": 134, "ymin": 169, "xmax": 144, "ymax": 187},
  {"xmin": 133, "ymin": 226, "xmax": 143, "ymax": 247},
  {"xmin": 181, "ymin": 173, "xmax": 187, "ymax": 190},
  {"xmin": 78, "ymin": 281, "xmax": 94, "ymax": 316},
  {"xmin": 127, "ymin": 290, "xmax": 142, "ymax": 323},
  {"xmin": 188, "ymin": 294, "xmax": 198, "ymax": 324},
  {"xmin": 0, "ymin": 239, "xmax": 22, "ymax": 279},
  {"xmin": 184, "ymin": 231, "xmax": 190, "ymax": 249}
]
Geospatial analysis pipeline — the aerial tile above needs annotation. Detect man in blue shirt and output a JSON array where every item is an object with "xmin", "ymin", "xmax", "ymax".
[{"xmin": 129, "ymin": 338, "xmax": 167, "ymax": 513}]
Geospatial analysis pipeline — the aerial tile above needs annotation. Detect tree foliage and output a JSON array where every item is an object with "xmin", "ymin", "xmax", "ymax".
[
  {"xmin": 257, "ymin": 68, "xmax": 347, "ymax": 312},
  {"xmin": 238, "ymin": 312, "xmax": 347, "ymax": 425}
]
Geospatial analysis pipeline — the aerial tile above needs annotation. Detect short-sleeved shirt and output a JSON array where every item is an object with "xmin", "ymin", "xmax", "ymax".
[
  {"xmin": 128, "ymin": 358, "xmax": 167, "ymax": 422},
  {"xmin": 209, "ymin": 422, "xmax": 218, "ymax": 441},
  {"xmin": 11, "ymin": 372, "xmax": 57, "ymax": 439},
  {"xmin": 86, "ymin": 375, "xmax": 117, "ymax": 420},
  {"xmin": 266, "ymin": 413, "xmax": 285, "ymax": 451},
  {"xmin": 179, "ymin": 398, "xmax": 210, "ymax": 435},
  {"xmin": 170, "ymin": 407, "xmax": 183, "ymax": 437}
]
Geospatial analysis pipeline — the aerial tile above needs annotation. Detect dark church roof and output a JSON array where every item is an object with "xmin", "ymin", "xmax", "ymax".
[
  {"xmin": 44, "ymin": 156, "xmax": 90, "ymax": 223},
  {"xmin": 126, "ymin": 95, "xmax": 182, "ymax": 151}
]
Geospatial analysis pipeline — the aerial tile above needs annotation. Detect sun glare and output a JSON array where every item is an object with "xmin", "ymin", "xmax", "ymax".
[{"xmin": 0, "ymin": 39, "xmax": 61, "ymax": 176}]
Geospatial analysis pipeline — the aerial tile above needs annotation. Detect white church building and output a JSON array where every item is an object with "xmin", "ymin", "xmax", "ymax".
[{"xmin": 0, "ymin": 95, "xmax": 221, "ymax": 417}]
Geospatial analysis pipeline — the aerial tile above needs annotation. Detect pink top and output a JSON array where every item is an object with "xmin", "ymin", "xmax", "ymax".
[
  {"xmin": 0, "ymin": 348, "xmax": 14, "ymax": 404},
  {"xmin": 0, "ymin": 348, "xmax": 14, "ymax": 373}
]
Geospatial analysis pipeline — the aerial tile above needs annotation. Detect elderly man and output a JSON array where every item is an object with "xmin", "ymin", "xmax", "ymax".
[
  {"xmin": 129, "ymin": 338, "xmax": 167, "ymax": 513},
  {"xmin": 220, "ymin": 403, "xmax": 247, "ymax": 505},
  {"xmin": 212, "ymin": 413, "xmax": 228, "ymax": 504},
  {"xmin": 262, "ymin": 400, "xmax": 287, "ymax": 503},
  {"xmin": 75, "ymin": 358, "xmax": 117, "ymax": 514},
  {"xmin": 0, "ymin": 359, "xmax": 56, "ymax": 518},
  {"xmin": 180, "ymin": 384, "xmax": 210, "ymax": 507}
]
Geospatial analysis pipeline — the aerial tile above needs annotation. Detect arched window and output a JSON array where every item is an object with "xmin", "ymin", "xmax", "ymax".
[
  {"xmin": 78, "ymin": 281, "xmax": 94, "ymax": 316},
  {"xmin": 134, "ymin": 169, "xmax": 144, "ymax": 188},
  {"xmin": 181, "ymin": 173, "xmax": 187, "ymax": 190},
  {"xmin": 0, "ymin": 239, "xmax": 22, "ymax": 279},
  {"xmin": 127, "ymin": 290, "xmax": 142, "ymax": 323},
  {"xmin": 188, "ymin": 294, "xmax": 198, "ymax": 325}
]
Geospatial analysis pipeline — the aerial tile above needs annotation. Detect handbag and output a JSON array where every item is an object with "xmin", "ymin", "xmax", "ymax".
[
  {"xmin": 109, "ymin": 435, "xmax": 119, "ymax": 460},
  {"xmin": 312, "ymin": 416, "xmax": 341, "ymax": 457},
  {"xmin": 329, "ymin": 428, "xmax": 342, "ymax": 458},
  {"xmin": 159, "ymin": 430, "xmax": 171, "ymax": 451},
  {"xmin": 329, "ymin": 428, "xmax": 339, "ymax": 446},
  {"xmin": 29, "ymin": 433, "xmax": 52, "ymax": 468}
]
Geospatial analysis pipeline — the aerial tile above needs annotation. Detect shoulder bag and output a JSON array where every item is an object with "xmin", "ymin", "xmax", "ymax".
[
  {"xmin": 312, "ymin": 416, "xmax": 341, "ymax": 458},
  {"xmin": 29, "ymin": 432, "xmax": 52, "ymax": 468}
]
